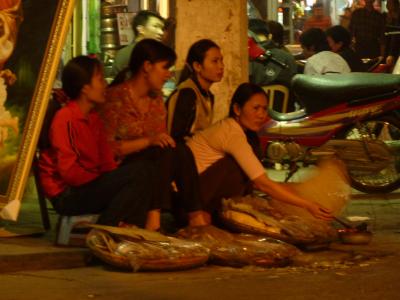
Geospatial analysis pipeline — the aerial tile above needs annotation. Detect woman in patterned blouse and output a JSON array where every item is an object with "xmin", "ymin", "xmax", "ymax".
[{"xmin": 102, "ymin": 39, "xmax": 210, "ymax": 230}]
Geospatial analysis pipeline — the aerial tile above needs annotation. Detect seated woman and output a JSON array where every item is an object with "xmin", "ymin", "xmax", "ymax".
[
  {"xmin": 326, "ymin": 25, "xmax": 366, "ymax": 72},
  {"xmin": 166, "ymin": 39, "xmax": 224, "ymax": 142},
  {"xmin": 102, "ymin": 39, "xmax": 209, "ymax": 229},
  {"xmin": 300, "ymin": 28, "xmax": 351, "ymax": 75},
  {"xmin": 38, "ymin": 56, "xmax": 157, "ymax": 229},
  {"xmin": 186, "ymin": 82, "xmax": 333, "ymax": 221}
]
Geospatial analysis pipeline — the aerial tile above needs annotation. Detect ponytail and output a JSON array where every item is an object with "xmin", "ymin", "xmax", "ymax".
[
  {"xmin": 110, "ymin": 67, "xmax": 130, "ymax": 86},
  {"xmin": 178, "ymin": 39, "xmax": 220, "ymax": 84}
]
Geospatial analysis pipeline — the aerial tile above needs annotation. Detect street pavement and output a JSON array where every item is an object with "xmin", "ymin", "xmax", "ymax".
[
  {"xmin": 0, "ymin": 231, "xmax": 400, "ymax": 300},
  {"xmin": 0, "ymin": 173, "xmax": 400, "ymax": 299}
]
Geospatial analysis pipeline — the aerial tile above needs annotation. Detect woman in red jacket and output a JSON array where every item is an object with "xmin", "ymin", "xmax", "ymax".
[{"xmin": 38, "ymin": 56, "xmax": 158, "ymax": 229}]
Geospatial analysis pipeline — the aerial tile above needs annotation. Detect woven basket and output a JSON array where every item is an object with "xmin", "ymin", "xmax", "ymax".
[{"xmin": 86, "ymin": 228, "xmax": 209, "ymax": 271}]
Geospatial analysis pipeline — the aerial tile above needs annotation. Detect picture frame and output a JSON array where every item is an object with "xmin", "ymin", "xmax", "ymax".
[{"xmin": 0, "ymin": 0, "xmax": 75, "ymax": 221}]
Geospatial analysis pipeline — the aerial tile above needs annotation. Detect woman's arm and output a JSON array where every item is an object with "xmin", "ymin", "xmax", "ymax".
[
  {"xmin": 253, "ymin": 174, "xmax": 333, "ymax": 220},
  {"xmin": 96, "ymin": 117, "xmax": 118, "ymax": 172},
  {"xmin": 168, "ymin": 88, "xmax": 197, "ymax": 141},
  {"xmin": 117, "ymin": 134, "xmax": 176, "ymax": 156},
  {"xmin": 51, "ymin": 118, "xmax": 99, "ymax": 186}
]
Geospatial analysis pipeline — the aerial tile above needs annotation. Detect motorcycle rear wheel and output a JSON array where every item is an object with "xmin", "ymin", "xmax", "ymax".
[{"xmin": 340, "ymin": 116, "xmax": 400, "ymax": 193}]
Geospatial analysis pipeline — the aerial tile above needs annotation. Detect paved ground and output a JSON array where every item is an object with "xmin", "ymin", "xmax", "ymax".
[
  {"xmin": 1, "ymin": 231, "xmax": 400, "ymax": 300},
  {"xmin": 0, "ymin": 173, "xmax": 400, "ymax": 299}
]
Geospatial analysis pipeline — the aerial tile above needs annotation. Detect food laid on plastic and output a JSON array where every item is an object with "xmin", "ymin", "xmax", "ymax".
[
  {"xmin": 84, "ymin": 159, "xmax": 361, "ymax": 271},
  {"xmin": 177, "ymin": 225, "xmax": 300, "ymax": 268},
  {"xmin": 221, "ymin": 195, "xmax": 338, "ymax": 246},
  {"xmin": 86, "ymin": 224, "xmax": 210, "ymax": 271}
]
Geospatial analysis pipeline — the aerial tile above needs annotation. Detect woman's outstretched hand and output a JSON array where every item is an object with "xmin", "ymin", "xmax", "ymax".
[
  {"xmin": 149, "ymin": 133, "xmax": 176, "ymax": 148},
  {"xmin": 306, "ymin": 201, "xmax": 334, "ymax": 221}
]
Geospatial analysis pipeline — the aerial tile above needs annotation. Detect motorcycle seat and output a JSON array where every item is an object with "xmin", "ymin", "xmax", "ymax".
[
  {"xmin": 268, "ymin": 108, "xmax": 307, "ymax": 121},
  {"xmin": 292, "ymin": 73, "xmax": 400, "ymax": 114}
]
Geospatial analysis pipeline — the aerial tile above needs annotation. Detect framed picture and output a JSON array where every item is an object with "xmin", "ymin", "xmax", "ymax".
[{"xmin": 0, "ymin": 0, "xmax": 75, "ymax": 220}]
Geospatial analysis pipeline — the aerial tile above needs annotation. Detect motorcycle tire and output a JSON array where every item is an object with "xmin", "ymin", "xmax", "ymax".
[{"xmin": 338, "ymin": 116, "xmax": 400, "ymax": 194}]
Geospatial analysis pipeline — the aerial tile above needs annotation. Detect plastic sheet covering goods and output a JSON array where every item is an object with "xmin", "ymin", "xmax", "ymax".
[{"xmin": 86, "ymin": 224, "xmax": 210, "ymax": 271}]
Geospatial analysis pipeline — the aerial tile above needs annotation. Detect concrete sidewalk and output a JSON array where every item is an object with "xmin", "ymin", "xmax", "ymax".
[
  {"xmin": 1, "ymin": 175, "xmax": 400, "ymax": 274},
  {"xmin": 0, "ymin": 198, "xmax": 91, "ymax": 273}
]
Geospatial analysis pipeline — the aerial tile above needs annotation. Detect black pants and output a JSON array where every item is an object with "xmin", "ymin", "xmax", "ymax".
[
  {"xmin": 199, "ymin": 155, "xmax": 252, "ymax": 213},
  {"xmin": 123, "ymin": 143, "xmax": 202, "ymax": 213},
  {"xmin": 51, "ymin": 160, "xmax": 155, "ymax": 227}
]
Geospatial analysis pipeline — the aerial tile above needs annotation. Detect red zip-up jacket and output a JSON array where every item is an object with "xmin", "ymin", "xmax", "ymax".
[{"xmin": 38, "ymin": 101, "xmax": 117, "ymax": 198}]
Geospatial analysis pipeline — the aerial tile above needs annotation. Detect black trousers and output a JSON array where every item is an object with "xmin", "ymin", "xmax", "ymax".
[
  {"xmin": 123, "ymin": 143, "xmax": 202, "ymax": 213},
  {"xmin": 199, "ymin": 155, "xmax": 252, "ymax": 213},
  {"xmin": 51, "ymin": 160, "xmax": 155, "ymax": 227}
]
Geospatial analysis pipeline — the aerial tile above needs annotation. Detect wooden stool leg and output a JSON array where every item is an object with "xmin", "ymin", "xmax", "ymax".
[
  {"xmin": 32, "ymin": 160, "xmax": 51, "ymax": 231},
  {"xmin": 38, "ymin": 192, "xmax": 51, "ymax": 231}
]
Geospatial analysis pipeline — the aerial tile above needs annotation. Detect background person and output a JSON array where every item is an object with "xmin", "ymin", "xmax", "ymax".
[
  {"xmin": 266, "ymin": 20, "xmax": 289, "ymax": 52},
  {"xmin": 385, "ymin": 0, "xmax": 400, "ymax": 67},
  {"xmin": 326, "ymin": 25, "xmax": 366, "ymax": 72},
  {"xmin": 339, "ymin": 7, "xmax": 352, "ymax": 30},
  {"xmin": 300, "ymin": 28, "xmax": 351, "ymax": 75},
  {"xmin": 248, "ymin": 18, "xmax": 298, "ymax": 111},
  {"xmin": 166, "ymin": 39, "xmax": 224, "ymax": 142},
  {"xmin": 186, "ymin": 82, "xmax": 333, "ymax": 221},
  {"xmin": 111, "ymin": 10, "xmax": 165, "ymax": 78},
  {"xmin": 349, "ymin": 0, "xmax": 385, "ymax": 59},
  {"xmin": 248, "ymin": 18, "xmax": 297, "ymax": 88},
  {"xmin": 303, "ymin": 2, "xmax": 332, "ymax": 31}
]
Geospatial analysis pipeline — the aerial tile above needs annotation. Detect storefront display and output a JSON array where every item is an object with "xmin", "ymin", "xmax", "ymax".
[
  {"xmin": 100, "ymin": 2, "xmax": 129, "ymax": 80},
  {"xmin": 66, "ymin": 0, "xmax": 172, "ymax": 82}
]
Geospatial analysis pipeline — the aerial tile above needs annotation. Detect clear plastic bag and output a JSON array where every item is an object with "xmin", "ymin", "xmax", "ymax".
[
  {"xmin": 86, "ymin": 225, "xmax": 210, "ymax": 272},
  {"xmin": 178, "ymin": 225, "xmax": 300, "ymax": 268}
]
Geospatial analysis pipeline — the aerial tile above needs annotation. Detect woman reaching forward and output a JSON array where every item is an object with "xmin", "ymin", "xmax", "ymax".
[{"xmin": 186, "ymin": 82, "xmax": 333, "ymax": 221}]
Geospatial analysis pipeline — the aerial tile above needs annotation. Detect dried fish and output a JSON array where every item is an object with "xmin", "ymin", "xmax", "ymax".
[
  {"xmin": 221, "ymin": 195, "xmax": 337, "ymax": 245},
  {"xmin": 86, "ymin": 227, "xmax": 210, "ymax": 271}
]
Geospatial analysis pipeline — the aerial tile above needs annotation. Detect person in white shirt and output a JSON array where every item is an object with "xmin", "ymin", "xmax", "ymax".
[
  {"xmin": 186, "ymin": 82, "xmax": 333, "ymax": 221},
  {"xmin": 300, "ymin": 28, "xmax": 351, "ymax": 75}
]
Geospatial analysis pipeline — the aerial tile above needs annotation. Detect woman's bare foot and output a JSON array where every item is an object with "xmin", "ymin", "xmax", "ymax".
[
  {"xmin": 145, "ymin": 209, "xmax": 161, "ymax": 231},
  {"xmin": 118, "ymin": 221, "xmax": 137, "ymax": 229},
  {"xmin": 188, "ymin": 210, "xmax": 211, "ymax": 227}
]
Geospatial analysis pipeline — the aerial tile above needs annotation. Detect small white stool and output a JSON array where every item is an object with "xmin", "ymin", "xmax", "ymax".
[{"xmin": 56, "ymin": 214, "xmax": 99, "ymax": 246}]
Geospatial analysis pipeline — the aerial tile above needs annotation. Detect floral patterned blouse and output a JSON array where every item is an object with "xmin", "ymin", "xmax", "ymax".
[{"xmin": 101, "ymin": 81, "xmax": 167, "ymax": 155}]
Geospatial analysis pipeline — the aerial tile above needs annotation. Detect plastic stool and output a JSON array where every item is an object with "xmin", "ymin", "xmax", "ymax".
[{"xmin": 56, "ymin": 214, "xmax": 99, "ymax": 246}]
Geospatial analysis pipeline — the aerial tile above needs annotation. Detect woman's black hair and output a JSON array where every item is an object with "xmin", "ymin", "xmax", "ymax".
[
  {"xmin": 299, "ymin": 28, "xmax": 330, "ymax": 53},
  {"xmin": 112, "ymin": 39, "xmax": 177, "ymax": 85},
  {"xmin": 267, "ymin": 20, "xmax": 285, "ymax": 48},
  {"xmin": 62, "ymin": 55, "xmax": 102, "ymax": 99},
  {"xmin": 229, "ymin": 82, "xmax": 267, "ymax": 118},
  {"xmin": 325, "ymin": 25, "xmax": 351, "ymax": 49},
  {"xmin": 229, "ymin": 82, "xmax": 267, "ymax": 159},
  {"xmin": 178, "ymin": 39, "xmax": 220, "ymax": 84},
  {"xmin": 248, "ymin": 18, "xmax": 270, "ymax": 37}
]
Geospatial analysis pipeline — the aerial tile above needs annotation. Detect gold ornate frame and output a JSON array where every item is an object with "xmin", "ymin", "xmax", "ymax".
[{"xmin": 0, "ymin": 0, "xmax": 75, "ymax": 220}]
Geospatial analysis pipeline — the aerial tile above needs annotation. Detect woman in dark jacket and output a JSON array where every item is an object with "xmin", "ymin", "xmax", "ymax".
[{"xmin": 326, "ymin": 25, "xmax": 366, "ymax": 72}]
